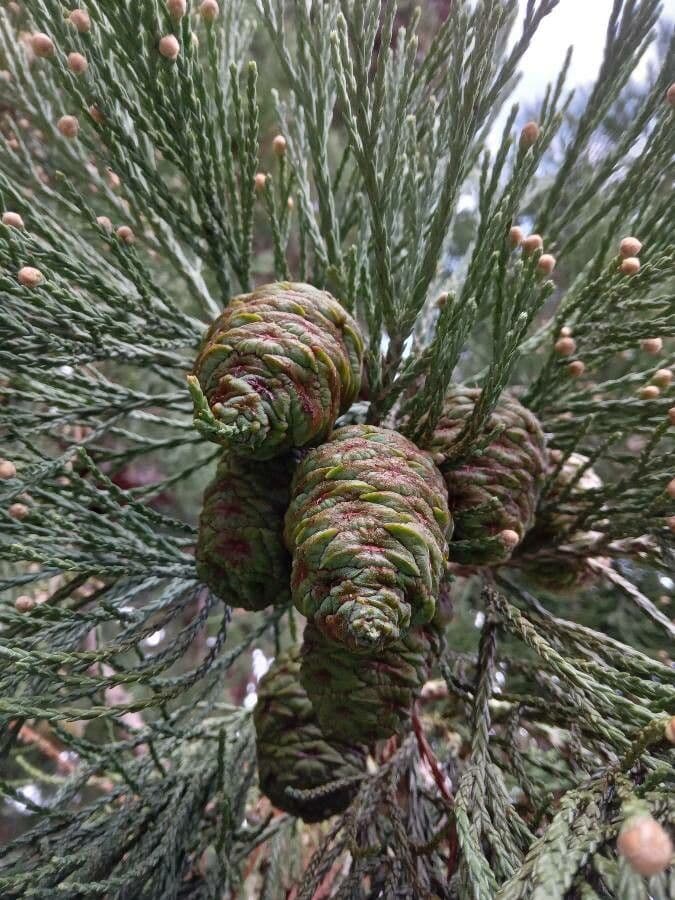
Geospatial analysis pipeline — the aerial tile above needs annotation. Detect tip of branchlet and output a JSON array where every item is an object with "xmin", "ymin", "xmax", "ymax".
[
  {"xmin": 620, "ymin": 256, "xmax": 640, "ymax": 276},
  {"xmin": 617, "ymin": 814, "xmax": 673, "ymax": 877},
  {"xmin": 67, "ymin": 51, "xmax": 88, "ymax": 75},
  {"xmin": 17, "ymin": 266, "xmax": 43, "ymax": 287},
  {"xmin": 640, "ymin": 337, "xmax": 662, "ymax": 355},
  {"xmin": 31, "ymin": 32, "xmax": 55, "ymax": 58},
  {"xmin": 200, "ymin": 0, "xmax": 220, "ymax": 22},
  {"xmin": 521, "ymin": 233, "xmax": 543, "ymax": 254},
  {"xmin": 57, "ymin": 115, "xmax": 80, "ymax": 138},
  {"xmin": 159, "ymin": 34, "xmax": 180, "ymax": 60},
  {"xmin": 2, "ymin": 211, "xmax": 24, "ymax": 229},
  {"xmin": 272, "ymin": 134, "xmax": 287, "ymax": 157},
  {"xmin": 69, "ymin": 9, "xmax": 91, "ymax": 33},
  {"xmin": 554, "ymin": 336, "xmax": 576, "ymax": 357},
  {"xmin": 619, "ymin": 236, "xmax": 642, "ymax": 258},
  {"xmin": 519, "ymin": 120, "xmax": 540, "ymax": 150},
  {"xmin": 0, "ymin": 459, "xmax": 17, "ymax": 479}
]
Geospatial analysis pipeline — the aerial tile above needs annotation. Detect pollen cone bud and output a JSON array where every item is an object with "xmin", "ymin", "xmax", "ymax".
[
  {"xmin": 31, "ymin": 33, "xmax": 55, "ymax": 58},
  {"xmin": 18, "ymin": 266, "xmax": 43, "ymax": 287},
  {"xmin": 537, "ymin": 253, "xmax": 556, "ymax": 276},
  {"xmin": 617, "ymin": 814, "xmax": 673, "ymax": 877},
  {"xmin": 554, "ymin": 336, "xmax": 576, "ymax": 357},
  {"xmin": 254, "ymin": 648, "xmax": 366, "ymax": 822},
  {"xmin": 272, "ymin": 134, "xmax": 287, "ymax": 156},
  {"xmin": 196, "ymin": 454, "xmax": 294, "ymax": 611},
  {"xmin": 159, "ymin": 34, "xmax": 180, "ymax": 60},
  {"xmin": 667, "ymin": 83, "xmax": 675, "ymax": 108},
  {"xmin": 641, "ymin": 337, "xmax": 662, "ymax": 354},
  {"xmin": 200, "ymin": 0, "xmax": 220, "ymax": 22},
  {"xmin": 639, "ymin": 385, "xmax": 660, "ymax": 400},
  {"xmin": 508, "ymin": 226, "xmax": 524, "ymax": 247},
  {"xmin": 666, "ymin": 478, "xmax": 675, "ymax": 499},
  {"xmin": 300, "ymin": 620, "xmax": 444, "ymax": 744},
  {"xmin": 2, "ymin": 212, "xmax": 24, "ymax": 229},
  {"xmin": 167, "ymin": 0, "xmax": 187, "ymax": 18},
  {"xmin": 285, "ymin": 425, "xmax": 451, "ymax": 652},
  {"xmin": 665, "ymin": 716, "xmax": 675, "ymax": 743},
  {"xmin": 567, "ymin": 360, "xmax": 585, "ymax": 377},
  {"xmin": 69, "ymin": 9, "xmax": 91, "ymax": 32},
  {"xmin": 519, "ymin": 121, "xmax": 540, "ymax": 150},
  {"xmin": 67, "ymin": 52, "xmax": 88, "ymax": 75},
  {"xmin": 254, "ymin": 172, "xmax": 268, "ymax": 192},
  {"xmin": 620, "ymin": 257, "xmax": 640, "ymax": 276},
  {"xmin": 429, "ymin": 388, "xmax": 547, "ymax": 566},
  {"xmin": 116, "ymin": 225, "xmax": 135, "ymax": 244},
  {"xmin": 15, "ymin": 596, "xmax": 35, "ymax": 613},
  {"xmin": 57, "ymin": 115, "xmax": 79, "ymax": 138},
  {"xmin": 0, "ymin": 460, "xmax": 17, "ymax": 479},
  {"xmin": 619, "ymin": 236, "xmax": 642, "ymax": 258},
  {"xmin": 651, "ymin": 368, "xmax": 672, "ymax": 387},
  {"xmin": 191, "ymin": 282, "xmax": 364, "ymax": 459},
  {"xmin": 521, "ymin": 233, "xmax": 543, "ymax": 254},
  {"xmin": 89, "ymin": 105, "xmax": 105, "ymax": 125}
]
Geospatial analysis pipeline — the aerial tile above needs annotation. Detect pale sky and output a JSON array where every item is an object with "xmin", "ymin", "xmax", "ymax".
[{"xmin": 511, "ymin": 0, "xmax": 656, "ymax": 105}]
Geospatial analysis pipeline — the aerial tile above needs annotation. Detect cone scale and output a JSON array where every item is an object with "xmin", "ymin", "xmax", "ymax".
[
  {"xmin": 284, "ymin": 425, "xmax": 451, "ymax": 652},
  {"xmin": 253, "ymin": 648, "xmax": 366, "ymax": 822},
  {"xmin": 300, "ymin": 620, "xmax": 444, "ymax": 744},
  {"xmin": 430, "ymin": 387, "xmax": 547, "ymax": 565},
  {"xmin": 190, "ymin": 282, "xmax": 364, "ymax": 460},
  {"xmin": 195, "ymin": 454, "xmax": 294, "ymax": 610}
]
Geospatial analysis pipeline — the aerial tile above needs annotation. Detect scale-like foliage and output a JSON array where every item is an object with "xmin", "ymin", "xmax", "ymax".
[{"xmin": 0, "ymin": 0, "xmax": 673, "ymax": 897}]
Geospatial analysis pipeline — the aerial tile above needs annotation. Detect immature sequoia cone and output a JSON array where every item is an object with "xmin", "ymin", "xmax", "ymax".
[
  {"xmin": 254, "ymin": 648, "xmax": 366, "ymax": 822},
  {"xmin": 189, "ymin": 282, "xmax": 364, "ymax": 460},
  {"xmin": 284, "ymin": 425, "xmax": 451, "ymax": 652},
  {"xmin": 300, "ymin": 620, "xmax": 444, "ymax": 744},
  {"xmin": 195, "ymin": 454, "xmax": 294, "ymax": 610},
  {"xmin": 515, "ymin": 451, "xmax": 604, "ymax": 592},
  {"xmin": 429, "ymin": 388, "xmax": 547, "ymax": 565}
]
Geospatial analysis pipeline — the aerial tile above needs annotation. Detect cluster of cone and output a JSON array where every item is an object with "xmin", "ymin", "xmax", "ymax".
[{"xmin": 190, "ymin": 282, "xmax": 599, "ymax": 821}]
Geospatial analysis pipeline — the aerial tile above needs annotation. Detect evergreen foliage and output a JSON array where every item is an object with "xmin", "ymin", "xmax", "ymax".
[{"xmin": 0, "ymin": 0, "xmax": 673, "ymax": 897}]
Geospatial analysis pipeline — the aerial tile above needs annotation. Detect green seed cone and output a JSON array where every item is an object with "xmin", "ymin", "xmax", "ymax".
[
  {"xmin": 285, "ymin": 425, "xmax": 451, "ymax": 652},
  {"xmin": 429, "ymin": 387, "xmax": 547, "ymax": 565},
  {"xmin": 190, "ymin": 282, "xmax": 364, "ymax": 460},
  {"xmin": 515, "ymin": 451, "xmax": 603, "ymax": 592},
  {"xmin": 254, "ymin": 648, "xmax": 366, "ymax": 822},
  {"xmin": 300, "ymin": 620, "xmax": 444, "ymax": 744},
  {"xmin": 195, "ymin": 454, "xmax": 294, "ymax": 610}
]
